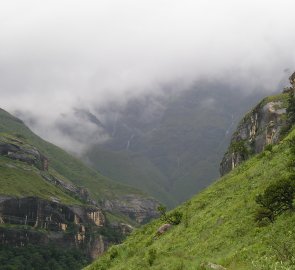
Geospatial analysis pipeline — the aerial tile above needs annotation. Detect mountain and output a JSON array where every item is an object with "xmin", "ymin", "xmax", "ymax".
[
  {"xmin": 84, "ymin": 81, "xmax": 267, "ymax": 207},
  {"xmin": 85, "ymin": 83, "xmax": 295, "ymax": 270},
  {"xmin": 0, "ymin": 108, "xmax": 159, "ymax": 269},
  {"xmin": 220, "ymin": 92, "xmax": 289, "ymax": 175}
]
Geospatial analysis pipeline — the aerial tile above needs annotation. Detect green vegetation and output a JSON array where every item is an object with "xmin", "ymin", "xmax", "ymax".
[
  {"xmin": 0, "ymin": 156, "xmax": 81, "ymax": 205},
  {"xmin": 86, "ymin": 129, "xmax": 295, "ymax": 270},
  {"xmin": 0, "ymin": 108, "xmax": 147, "ymax": 203},
  {"xmin": 287, "ymin": 91, "xmax": 295, "ymax": 125},
  {"xmin": 157, "ymin": 205, "xmax": 183, "ymax": 225},
  {"xmin": 0, "ymin": 243, "xmax": 89, "ymax": 270},
  {"xmin": 255, "ymin": 178, "xmax": 294, "ymax": 223},
  {"xmin": 261, "ymin": 93, "xmax": 289, "ymax": 107},
  {"xmin": 229, "ymin": 140, "xmax": 249, "ymax": 156}
]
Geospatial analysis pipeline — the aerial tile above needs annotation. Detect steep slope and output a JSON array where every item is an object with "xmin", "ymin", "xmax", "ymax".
[
  {"xmin": 86, "ymin": 96, "xmax": 295, "ymax": 270},
  {"xmin": 0, "ymin": 108, "xmax": 160, "ymax": 269},
  {"xmin": 85, "ymin": 81, "xmax": 266, "ymax": 207},
  {"xmin": 0, "ymin": 108, "xmax": 159, "ymax": 223}
]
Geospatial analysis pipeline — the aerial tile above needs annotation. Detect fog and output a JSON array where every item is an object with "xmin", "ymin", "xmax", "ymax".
[{"xmin": 1, "ymin": 0, "xmax": 295, "ymax": 151}]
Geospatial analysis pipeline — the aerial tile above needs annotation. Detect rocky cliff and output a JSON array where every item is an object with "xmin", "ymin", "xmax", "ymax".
[
  {"xmin": 220, "ymin": 73, "xmax": 295, "ymax": 175},
  {"xmin": 0, "ymin": 196, "xmax": 107, "ymax": 258},
  {"xmin": 0, "ymin": 131, "xmax": 158, "ymax": 261}
]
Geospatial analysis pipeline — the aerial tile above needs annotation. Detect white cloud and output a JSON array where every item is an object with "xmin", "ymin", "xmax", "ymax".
[{"xmin": 1, "ymin": 0, "xmax": 295, "ymax": 150}]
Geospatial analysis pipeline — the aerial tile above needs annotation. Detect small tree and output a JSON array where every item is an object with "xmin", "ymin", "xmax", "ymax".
[
  {"xmin": 157, "ymin": 205, "xmax": 183, "ymax": 225},
  {"xmin": 157, "ymin": 205, "xmax": 167, "ymax": 219},
  {"xmin": 255, "ymin": 178, "xmax": 294, "ymax": 223}
]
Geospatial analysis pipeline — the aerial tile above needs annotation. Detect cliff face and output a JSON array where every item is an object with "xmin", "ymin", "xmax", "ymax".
[
  {"xmin": 0, "ymin": 196, "xmax": 108, "ymax": 258},
  {"xmin": 219, "ymin": 71, "xmax": 295, "ymax": 177},
  {"xmin": 0, "ymin": 131, "xmax": 158, "ymax": 261}
]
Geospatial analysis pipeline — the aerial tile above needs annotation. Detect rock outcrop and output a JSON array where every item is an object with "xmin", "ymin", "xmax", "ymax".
[
  {"xmin": 0, "ymin": 196, "xmax": 109, "ymax": 258},
  {"xmin": 156, "ymin": 223, "xmax": 172, "ymax": 236},
  {"xmin": 0, "ymin": 137, "xmax": 48, "ymax": 171},
  {"xmin": 220, "ymin": 98, "xmax": 287, "ymax": 175},
  {"xmin": 102, "ymin": 194, "xmax": 159, "ymax": 224},
  {"xmin": 219, "ymin": 72, "xmax": 295, "ymax": 176}
]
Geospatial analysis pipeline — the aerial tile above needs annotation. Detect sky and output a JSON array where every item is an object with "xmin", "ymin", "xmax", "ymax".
[{"xmin": 1, "ymin": 0, "xmax": 295, "ymax": 151}]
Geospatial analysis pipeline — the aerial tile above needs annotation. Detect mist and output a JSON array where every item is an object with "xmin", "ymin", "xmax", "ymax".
[{"xmin": 1, "ymin": 0, "xmax": 295, "ymax": 152}]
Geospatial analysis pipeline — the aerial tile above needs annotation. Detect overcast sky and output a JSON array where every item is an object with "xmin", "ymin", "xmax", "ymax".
[{"xmin": 1, "ymin": 0, "xmax": 295, "ymax": 150}]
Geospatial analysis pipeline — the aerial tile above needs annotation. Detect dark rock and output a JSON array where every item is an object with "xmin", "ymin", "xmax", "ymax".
[
  {"xmin": 0, "ymin": 139, "xmax": 49, "ymax": 171},
  {"xmin": 0, "ymin": 142, "xmax": 20, "ymax": 155},
  {"xmin": 0, "ymin": 196, "xmax": 108, "ymax": 258}
]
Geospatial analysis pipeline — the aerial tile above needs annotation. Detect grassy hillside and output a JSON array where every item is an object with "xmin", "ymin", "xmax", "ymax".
[
  {"xmin": 0, "ymin": 108, "xmax": 146, "ymax": 202},
  {"xmin": 85, "ymin": 147, "xmax": 176, "ymax": 206},
  {"xmin": 0, "ymin": 155, "xmax": 80, "ymax": 205},
  {"xmin": 86, "ymin": 129, "xmax": 295, "ymax": 270}
]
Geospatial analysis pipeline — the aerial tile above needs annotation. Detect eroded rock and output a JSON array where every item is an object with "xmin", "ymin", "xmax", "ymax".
[
  {"xmin": 220, "ymin": 99, "xmax": 287, "ymax": 175},
  {"xmin": 200, "ymin": 262, "xmax": 227, "ymax": 270},
  {"xmin": 156, "ymin": 223, "xmax": 172, "ymax": 236}
]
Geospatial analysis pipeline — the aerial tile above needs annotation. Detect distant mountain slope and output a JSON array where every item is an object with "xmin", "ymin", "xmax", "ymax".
[
  {"xmin": 85, "ymin": 81, "xmax": 267, "ymax": 206},
  {"xmin": 0, "ymin": 108, "xmax": 159, "ymax": 223},
  {"xmin": 86, "ymin": 92, "xmax": 295, "ymax": 270},
  {"xmin": 0, "ymin": 107, "xmax": 160, "ymax": 269},
  {"xmin": 0, "ymin": 108, "xmax": 138, "ymax": 200}
]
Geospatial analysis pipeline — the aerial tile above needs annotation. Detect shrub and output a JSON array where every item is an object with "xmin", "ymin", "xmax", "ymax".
[
  {"xmin": 254, "ymin": 207, "xmax": 273, "ymax": 225},
  {"xmin": 109, "ymin": 247, "xmax": 119, "ymax": 260},
  {"xmin": 166, "ymin": 211, "xmax": 183, "ymax": 225},
  {"xmin": 287, "ymin": 91, "xmax": 295, "ymax": 125},
  {"xmin": 157, "ymin": 205, "xmax": 167, "ymax": 219},
  {"xmin": 264, "ymin": 144, "xmax": 273, "ymax": 152},
  {"xmin": 147, "ymin": 248, "xmax": 157, "ymax": 266},
  {"xmin": 230, "ymin": 141, "xmax": 249, "ymax": 156},
  {"xmin": 157, "ymin": 205, "xmax": 183, "ymax": 225},
  {"xmin": 255, "ymin": 178, "xmax": 294, "ymax": 224}
]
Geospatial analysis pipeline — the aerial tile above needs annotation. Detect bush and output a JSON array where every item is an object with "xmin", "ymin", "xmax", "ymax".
[
  {"xmin": 108, "ymin": 247, "xmax": 118, "ymax": 260},
  {"xmin": 254, "ymin": 207, "xmax": 273, "ymax": 225},
  {"xmin": 264, "ymin": 144, "xmax": 273, "ymax": 152},
  {"xmin": 287, "ymin": 91, "xmax": 295, "ymax": 125},
  {"xmin": 157, "ymin": 205, "xmax": 183, "ymax": 225},
  {"xmin": 147, "ymin": 248, "xmax": 157, "ymax": 266},
  {"xmin": 166, "ymin": 211, "xmax": 183, "ymax": 225},
  {"xmin": 255, "ymin": 178, "xmax": 294, "ymax": 224},
  {"xmin": 230, "ymin": 141, "xmax": 249, "ymax": 156}
]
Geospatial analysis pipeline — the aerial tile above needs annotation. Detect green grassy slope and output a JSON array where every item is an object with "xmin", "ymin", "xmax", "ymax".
[
  {"xmin": 0, "ymin": 155, "xmax": 80, "ymax": 205},
  {"xmin": 86, "ymin": 129, "xmax": 295, "ymax": 270},
  {"xmin": 0, "ymin": 109, "xmax": 146, "ymax": 202},
  {"xmin": 86, "ymin": 147, "xmax": 176, "ymax": 206}
]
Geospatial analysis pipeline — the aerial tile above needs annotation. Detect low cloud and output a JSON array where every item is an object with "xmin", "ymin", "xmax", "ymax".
[{"xmin": 1, "ymin": 0, "xmax": 295, "ymax": 151}]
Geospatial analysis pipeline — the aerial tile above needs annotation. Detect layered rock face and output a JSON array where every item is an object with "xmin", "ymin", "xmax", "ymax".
[
  {"xmin": 0, "ymin": 139, "xmax": 48, "ymax": 171},
  {"xmin": 0, "ymin": 196, "xmax": 108, "ymax": 258},
  {"xmin": 0, "ymin": 134, "xmax": 158, "ymax": 260},
  {"xmin": 220, "ymin": 72, "xmax": 295, "ymax": 176}
]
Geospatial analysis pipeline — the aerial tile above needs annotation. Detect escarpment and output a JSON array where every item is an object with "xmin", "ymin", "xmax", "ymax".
[
  {"xmin": 220, "ymin": 72, "xmax": 295, "ymax": 176},
  {"xmin": 0, "ymin": 196, "xmax": 109, "ymax": 258},
  {"xmin": 0, "ymin": 123, "xmax": 159, "ymax": 262}
]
